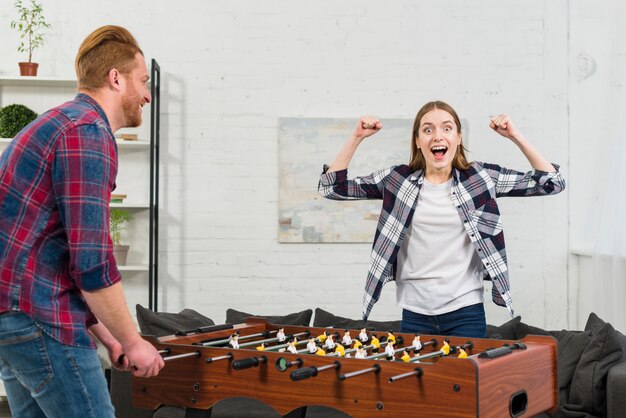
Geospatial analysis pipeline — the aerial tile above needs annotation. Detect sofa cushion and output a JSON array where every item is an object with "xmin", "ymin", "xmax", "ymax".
[
  {"xmin": 550, "ymin": 329, "xmax": 594, "ymax": 405},
  {"xmin": 136, "ymin": 304, "xmax": 215, "ymax": 337},
  {"xmin": 312, "ymin": 308, "xmax": 402, "ymax": 332},
  {"xmin": 485, "ymin": 315, "xmax": 522, "ymax": 339},
  {"xmin": 225, "ymin": 308, "xmax": 313, "ymax": 326},
  {"xmin": 567, "ymin": 314, "xmax": 625, "ymax": 417},
  {"xmin": 514, "ymin": 321, "xmax": 551, "ymax": 339}
]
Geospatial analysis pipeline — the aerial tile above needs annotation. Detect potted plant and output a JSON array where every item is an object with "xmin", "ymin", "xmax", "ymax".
[
  {"xmin": 110, "ymin": 208, "xmax": 133, "ymax": 266},
  {"xmin": 0, "ymin": 104, "xmax": 38, "ymax": 138},
  {"xmin": 10, "ymin": 0, "xmax": 52, "ymax": 76}
]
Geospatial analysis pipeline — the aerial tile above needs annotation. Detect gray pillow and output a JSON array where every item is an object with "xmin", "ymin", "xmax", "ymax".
[
  {"xmin": 549, "ymin": 329, "xmax": 594, "ymax": 405},
  {"xmin": 225, "ymin": 308, "xmax": 312, "ymax": 326},
  {"xmin": 136, "ymin": 304, "xmax": 215, "ymax": 337},
  {"xmin": 568, "ymin": 315, "xmax": 625, "ymax": 416},
  {"xmin": 485, "ymin": 316, "xmax": 522, "ymax": 339},
  {"xmin": 312, "ymin": 308, "xmax": 401, "ymax": 332}
]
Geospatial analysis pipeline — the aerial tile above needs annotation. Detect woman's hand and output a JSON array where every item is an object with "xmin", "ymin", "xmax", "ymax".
[
  {"xmin": 353, "ymin": 115, "xmax": 382, "ymax": 141},
  {"xmin": 325, "ymin": 115, "xmax": 383, "ymax": 173},
  {"xmin": 489, "ymin": 113, "xmax": 556, "ymax": 172},
  {"xmin": 489, "ymin": 113, "xmax": 522, "ymax": 143}
]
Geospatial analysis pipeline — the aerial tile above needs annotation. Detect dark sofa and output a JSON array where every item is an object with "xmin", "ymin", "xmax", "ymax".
[{"xmin": 109, "ymin": 306, "xmax": 626, "ymax": 418}]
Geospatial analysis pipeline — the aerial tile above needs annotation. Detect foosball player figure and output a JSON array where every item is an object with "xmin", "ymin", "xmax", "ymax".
[
  {"xmin": 317, "ymin": 330, "xmax": 329, "ymax": 343},
  {"xmin": 370, "ymin": 333, "xmax": 380, "ymax": 353},
  {"xmin": 353, "ymin": 339, "xmax": 363, "ymax": 350},
  {"xmin": 355, "ymin": 345, "xmax": 367, "ymax": 359},
  {"xmin": 384, "ymin": 339, "xmax": 396, "ymax": 360},
  {"xmin": 457, "ymin": 347, "xmax": 468, "ymax": 358},
  {"xmin": 324, "ymin": 333, "xmax": 336, "ymax": 350},
  {"xmin": 359, "ymin": 327, "xmax": 369, "ymax": 343},
  {"xmin": 315, "ymin": 346, "xmax": 326, "ymax": 356},
  {"xmin": 386, "ymin": 331, "xmax": 396, "ymax": 345},
  {"xmin": 401, "ymin": 347, "xmax": 412, "ymax": 363},
  {"xmin": 287, "ymin": 338, "xmax": 298, "ymax": 354},
  {"xmin": 412, "ymin": 335, "xmax": 422, "ymax": 354},
  {"xmin": 342, "ymin": 330, "xmax": 353, "ymax": 346},
  {"xmin": 276, "ymin": 327, "xmax": 286, "ymax": 342},
  {"xmin": 228, "ymin": 333, "xmax": 240, "ymax": 349},
  {"xmin": 442, "ymin": 339, "xmax": 451, "ymax": 356},
  {"xmin": 256, "ymin": 342, "xmax": 266, "ymax": 351},
  {"xmin": 334, "ymin": 343, "xmax": 346, "ymax": 357},
  {"xmin": 307, "ymin": 337, "xmax": 318, "ymax": 354}
]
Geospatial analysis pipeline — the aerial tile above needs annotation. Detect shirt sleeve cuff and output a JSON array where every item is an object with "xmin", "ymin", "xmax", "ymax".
[
  {"xmin": 320, "ymin": 166, "xmax": 347, "ymax": 186},
  {"xmin": 74, "ymin": 255, "xmax": 122, "ymax": 291}
]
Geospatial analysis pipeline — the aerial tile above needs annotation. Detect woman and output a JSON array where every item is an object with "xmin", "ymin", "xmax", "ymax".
[{"xmin": 318, "ymin": 101, "xmax": 565, "ymax": 337}]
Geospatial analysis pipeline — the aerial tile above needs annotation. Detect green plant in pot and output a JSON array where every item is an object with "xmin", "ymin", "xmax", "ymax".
[
  {"xmin": 110, "ymin": 208, "xmax": 133, "ymax": 266},
  {"xmin": 0, "ymin": 104, "xmax": 38, "ymax": 138},
  {"xmin": 11, "ymin": 0, "xmax": 52, "ymax": 76}
]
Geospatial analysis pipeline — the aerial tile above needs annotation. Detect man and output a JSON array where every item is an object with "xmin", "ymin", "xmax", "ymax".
[{"xmin": 0, "ymin": 25, "xmax": 164, "ymax": 418}]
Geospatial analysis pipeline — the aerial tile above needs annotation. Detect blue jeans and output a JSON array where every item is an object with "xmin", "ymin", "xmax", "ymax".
[
  {"xmin": 400, "ymin": 303, "xmax": 487, "ymax": 338},
  {"xmin": 0, "ymin": 311, "xmax": 115, "ymax": 418}
]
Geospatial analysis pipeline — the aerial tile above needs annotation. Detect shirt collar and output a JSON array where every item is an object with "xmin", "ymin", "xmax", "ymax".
[
  {"xmin": 75, "ymin": 93, "xmax": 112, "ymax": 130},
  {"xmin": 410, "ymin": 167, "xmax": 460, "ymax": 185}
]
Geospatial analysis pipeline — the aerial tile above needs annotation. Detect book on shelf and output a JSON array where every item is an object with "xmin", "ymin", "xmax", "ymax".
[
  {"xmin": 111, "ymin": 194, "xmax": 127, "ymax": 203},
  {"xmin": 118, "ymin": 133, "xmax": 138, "ymax": 141}
]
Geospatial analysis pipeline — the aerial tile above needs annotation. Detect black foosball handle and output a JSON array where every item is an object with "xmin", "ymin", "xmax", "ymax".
[
  {"xmin": 290, "ymin": 366, "xmax": 319, "ymax": 381},
  {"xmin": 232, "ymin": 355, "xmax": 267, "ymax": 370},
  {"xmin": 478, "ymin": 346, "xmax": 512, "ymax": 359}
]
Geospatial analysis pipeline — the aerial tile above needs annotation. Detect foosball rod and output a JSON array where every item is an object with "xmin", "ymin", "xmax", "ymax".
[
  {"xmin": 265, "ymin": 332, "xmax": 336, "ymax": 352},
  {"xmin": 338, "ymin": 363, "xmax": 381, "ymax": 381},
  {"xmin": 201, "ymin": 330, "xmax": 275, "ymax": 347},
  {"xmin": 238, "ymin": 331, "xmax": 310, "ymax": 349},
  {"xmin": 294, "ymin": 332, "xmax": 341, "ymax": 353},
  {"xmin": 387, "ymin": 348, "xmax": 453, "ymax": 381},
  {"xmin": 365, "ymin": 346, "xmax": 407, "ymax": 360},
  {"xmin": 327, "ymin": 336, "xmax": 403, "ymax": 357},
  {"xmin": 162, "ymin": 350, "xmax": 201, "ymax": 362},
  {"xmin": 408, "ymin": 348, "xmax": 450, "ymax": 363},
  {"xmin": 205, "ymin": 353, "xmax": 234, "ymax": 364},
  {"xmin": 388, "ymin": 367, "xmax": 424, "ymax": 383}
]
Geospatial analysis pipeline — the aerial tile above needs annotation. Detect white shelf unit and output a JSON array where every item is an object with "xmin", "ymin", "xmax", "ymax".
[{"xmin": 0, "ymin": 74, "xmax": 157, "ymax": 305}]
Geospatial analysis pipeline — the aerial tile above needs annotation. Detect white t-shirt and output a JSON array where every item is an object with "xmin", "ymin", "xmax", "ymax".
[{"xmin": 396, "ymin": 178, "xmax": 484, "ymax": 315}]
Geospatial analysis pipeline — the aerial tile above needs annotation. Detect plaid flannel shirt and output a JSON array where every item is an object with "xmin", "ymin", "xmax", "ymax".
[
  {"xmin": 319, "ymin": 161, "xmax": 566, "ymax": 320},
  {"xmin": 0, "ymin": 94, "xmax": 121, "ymax": 348}
]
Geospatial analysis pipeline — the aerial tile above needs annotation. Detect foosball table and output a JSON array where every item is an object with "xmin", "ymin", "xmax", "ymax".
[{"xmin": 131, "ymin": 318, "xmax": 558, "ymax": 417}]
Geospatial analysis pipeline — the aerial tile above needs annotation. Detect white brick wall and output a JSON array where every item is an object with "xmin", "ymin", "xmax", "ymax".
[{"xmin": 3, "ymin": 0, "xmax": 619, "ymax": 330}]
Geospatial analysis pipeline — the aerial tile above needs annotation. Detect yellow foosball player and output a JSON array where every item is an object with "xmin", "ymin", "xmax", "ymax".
[
  {"xmin": 401, "ymin": 348, "xmax": 412, "ymax": 363},
  {"xmin": 458, "ymin": 347, "xmax": 468, "ymax": 358},
  {"xmin": 442, "ymin": 339, "xmax": 451, "ymax": 356},
  {"xmin": 370, "ymin": 334, "xmax": 380, "ymax": 353},
  {"xmin": 334, "ymin": 344, "xmax": 346, "ymax": 357}
]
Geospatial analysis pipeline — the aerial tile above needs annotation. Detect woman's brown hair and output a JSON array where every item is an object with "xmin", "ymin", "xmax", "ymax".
[
  {"xmin": 409, "ymin": 101, "xmax": 471, "ymax": 171},
  {"xmin": 75, "ymin": 25, "xmax": 143, "ymax": 91}
]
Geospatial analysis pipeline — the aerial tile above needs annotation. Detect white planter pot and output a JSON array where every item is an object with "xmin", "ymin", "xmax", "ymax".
[{"xmin": 113, "ymin": 244, "xmax": 130, "ymax": 266}]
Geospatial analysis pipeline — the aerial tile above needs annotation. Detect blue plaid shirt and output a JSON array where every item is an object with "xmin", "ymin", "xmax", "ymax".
[
  {"xmin": 319, "ymin": 162, "xmax": 566, "ymax": 320},
  {"xmin": 0, "ymin": 94, "xmax": 121, "ymax": 348}
]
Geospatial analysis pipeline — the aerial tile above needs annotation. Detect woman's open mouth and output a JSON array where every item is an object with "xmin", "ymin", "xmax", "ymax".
[{"xmin": 430, "ymin": 145, "xmax": 448, "ymax": 161}]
